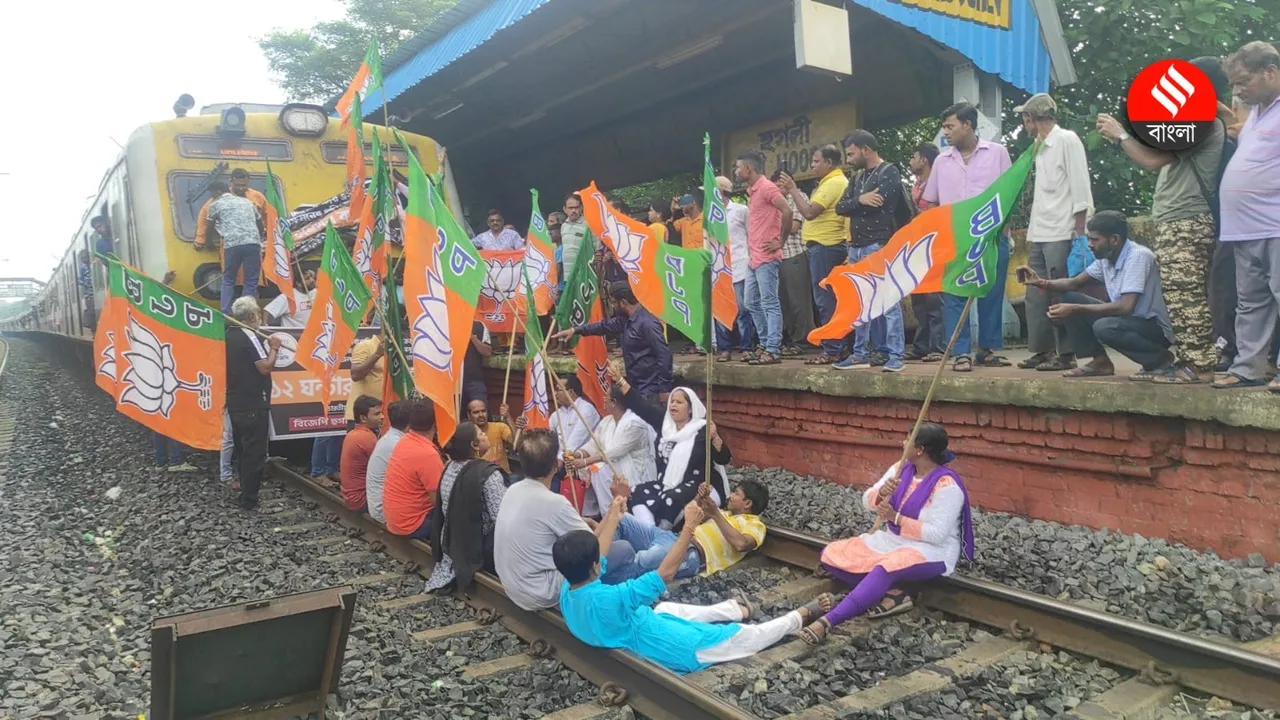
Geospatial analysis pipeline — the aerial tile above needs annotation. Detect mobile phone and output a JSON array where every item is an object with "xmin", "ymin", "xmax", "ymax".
[{"xmin": 1015, "ymin": 267, "xmax": 1031, "ymax": 283}]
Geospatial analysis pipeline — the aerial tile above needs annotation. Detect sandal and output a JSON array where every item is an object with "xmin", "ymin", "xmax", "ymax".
[
  {"xmin": 1035, "ymin": 355, "xmax": 1077, "ymax": 372},
  {"xmin": 952, "ymin": 355, "xmax": 973, "ymax": 373},
  {"xmin": 1151, "ymin": 366, "xmax": 1206, "ymax": 385},
  {"xmin": 1018, "ymin": 352, "xmax": 1052, "ymax": 369},
  {"xmin": 731, "ymin": 589, "xmax": 758, "ymax": 621},
  {"xmin": 738, "ymin": 349, "xmax": 761, "ymax": 364},
  {"xmin": 1129, "ymin": 369, "xmax": 1159, "ymax": 382},
  {"xmin": 715, "ymin": 352, "xmax": 732, "ymax": 362},
  {"xmin": 921, "ymin": 352, "xmax": 944, "ymax": 363},
  {"xmin": 805, "ymin": 354, "xmax": 838, "ymax": 366},
  {"xmin": 1062, "ymin": 364, "xmax": 1114, "ymax": 378},
  {"xmin": 780, "ymin": 345, "xmax": 802, "ymax": 358},
  {"xmin": 800, "ymin": 617, "xmax": 831, "ymax": 645},
  {"xmin": 974, "ymin": 351, "xmax": 1012, "ymax": 368},
  {"xmin": 749, "ymin": 352, "xmax": 781, "ymax": 366},
  {"xmin": 866, "ymin": 589, "xmax": 914, "ymax": 618},
  {"xmin": 1212, "ymin": 372, "xmax": 1266, "ymax": 389}
]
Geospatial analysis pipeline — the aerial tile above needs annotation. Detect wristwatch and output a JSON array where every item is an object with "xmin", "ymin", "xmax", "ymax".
[{"xmin": 1116, "ymin": 131, "xmax": 1131, "ymax": 144}]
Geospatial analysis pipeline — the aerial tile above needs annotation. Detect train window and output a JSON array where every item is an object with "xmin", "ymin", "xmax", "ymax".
[
  {"xmin": 167, "ymin": 172, "xmax": 280, "ymax": 242},
  {"xmin": 176, "ymin": 136, "xmax": 293, "ymax": 161},
  {"xmin": 319, "ymin": 141, "xmax": 418, "ymax": 167}
]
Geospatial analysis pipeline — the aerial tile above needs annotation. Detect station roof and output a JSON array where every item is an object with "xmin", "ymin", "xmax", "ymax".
[{"xmin": 369, "ymin": 0, "xmax": 1075, "ymax": 216}]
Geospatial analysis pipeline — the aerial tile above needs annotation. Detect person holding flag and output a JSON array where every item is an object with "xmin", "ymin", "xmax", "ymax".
[
  {"xmin": 226, "ymin": 296, "xmax": 281, "ymax": 511},
  {"xmin": 553, "ymin": 282, "xmax": 672, "ymax": 404}
]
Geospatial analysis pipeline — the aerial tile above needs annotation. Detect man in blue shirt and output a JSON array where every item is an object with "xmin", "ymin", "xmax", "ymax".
[
  {"xmin": 554, "ymin": 501, "xmax": 832, "ymax": 675},
  {"xmin": 553, "ymin": 282, "xmax": 673, "ymax": 402},
  {"xmin": 1016, "ymin": 211, "xmax": 1182, "ymax": 381}
]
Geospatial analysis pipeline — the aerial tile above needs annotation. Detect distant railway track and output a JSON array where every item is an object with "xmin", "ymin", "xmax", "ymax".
[{"xmin": 267, "ymin": 461, "xmax": 1280, "ymax": 719}]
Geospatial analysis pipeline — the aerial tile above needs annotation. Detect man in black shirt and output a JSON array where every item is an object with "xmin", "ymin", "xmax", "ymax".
[
  {"xmin": 833, "ymin": 129, "xmax": 906, "ymax": 373},
  {"xmin": 225, "ymin": 296, "xmax": 281, "ymax": 510},
  {"xmin": 461, "ymin": 320, "xmax": 492, "ymax": 409}
]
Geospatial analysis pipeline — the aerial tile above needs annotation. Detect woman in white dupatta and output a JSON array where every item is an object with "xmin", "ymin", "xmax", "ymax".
[{"xmin": 568, "ymin": 384, "xmax": 657, "ymax": 517}]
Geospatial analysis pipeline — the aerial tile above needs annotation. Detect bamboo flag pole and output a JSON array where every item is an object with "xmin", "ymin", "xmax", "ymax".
[
  {"xmin": 870, "ymin": 294, "xmax": 975, "ymax": 533},
  {"xmin": 703, "ymin": 264, "xmax": 714, "ymax": 488}
]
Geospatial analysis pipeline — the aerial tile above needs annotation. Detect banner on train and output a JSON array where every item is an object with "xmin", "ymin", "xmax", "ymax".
[{"xmin": 263, "ymin": 325, "xmax": 379, "ymax": 440}]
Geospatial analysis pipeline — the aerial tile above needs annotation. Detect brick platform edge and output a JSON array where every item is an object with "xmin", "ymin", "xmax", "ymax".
[{"xmin": 486, "ymin": 365, "xmax": 1278, "ymax": 563}]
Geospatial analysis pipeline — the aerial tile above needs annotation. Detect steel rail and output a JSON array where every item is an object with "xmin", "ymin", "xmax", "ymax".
[
  {"xmin": 766, "ymin": 527, "xmax": 1280, "ymax": 711},
  {"xmin": 267, "ymin": 461, "xmax": 758, "ymax": 720}
]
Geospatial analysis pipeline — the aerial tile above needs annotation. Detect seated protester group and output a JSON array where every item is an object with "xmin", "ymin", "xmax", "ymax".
[
  {"xmin": 604, "ymin": 480, "xmax": 768, "ymax": 584},
  {"xmin": 339, "ymin": 395, "xmax": 382, "ymax": 513},
  {"xmin": 466, "ymin": 398, "xmax": 524, "ymax": 474},
  {"xmin": 425, "ymin": 422, "xmax": 508, "ymax": 594},
  {"xmin": 382, "ymin": 399, "xmax": 444, "ymax": 539},
  {"xmin": 620, "ymin": 381, "xmax": 732, "ymax": 528},
  {"xmin": 365, "ymin": 400, "xmax": 410, "ymax": 524},
  {"xmin": 555, "ymin": 500, "xmax": 833, "ymax": 675},
  {"xmin": 493, "ymin": 429, "xmax": 634, "ymax": 611},
  {"xmin": 567, "ymin": 384, "xmax": 657, "ymax": 517},
  {"xmin": 1016, "ymin": 211, "xmax": 1183, "ymax": 382},
  {"xmin": 802, "ymin": 423, "xmax": 974, "ymax": 643}
]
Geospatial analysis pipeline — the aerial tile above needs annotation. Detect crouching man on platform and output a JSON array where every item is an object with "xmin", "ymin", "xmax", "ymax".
[
  {"xmin": 554, "ymin": 501, "xmax": 832, "ymax": 674},
  {"xmin": 602, "ymin": 480, "xmax": 769, "ymax": 583},
  {"xmin": 1016, "ymin": 210, "xmax": 1183, "ymax": 382}
]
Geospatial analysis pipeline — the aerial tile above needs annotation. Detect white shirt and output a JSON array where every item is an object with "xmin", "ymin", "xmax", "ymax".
[
  {"xmin": 555, "ymin": 396, "xmax": 600, "ymax": 453},
  {"xmin": 1027, "ymin": 125, "xmax": 1093, "ymax": 243},
  {"xmin": 263, "ymin": 289, "xmax": 317, "ymax": 328},
  {"xmin": 726, "ymin": 201, "xmax": 750, "ymax": 282}
]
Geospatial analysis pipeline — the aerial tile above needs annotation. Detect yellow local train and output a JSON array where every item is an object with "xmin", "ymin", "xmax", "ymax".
[{"xmin": 11, "ymin": 102, "xmax": 449, "ymax": 339}]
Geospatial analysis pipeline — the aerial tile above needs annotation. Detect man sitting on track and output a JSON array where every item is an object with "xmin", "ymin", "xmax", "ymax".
[
  {"xmin": 493, "ymin": 429, "xmax": 633, "ymax": 611},
  {"xmin": 554, "ymin": 501, "xmax": 833, "ymax": 674},
  {"xmin": 366, "ymin": 400, "xmax": 409, "ymax": 524},
  {"xmin": 339, "ymin": 395, "xmax": 382, "ymax": 514},
  {"xmin": 602, "ymin": 480, "xmax": 768, "ymax": 583},
  {"xmin": 382, "ymin": 399, "xmax": 444, "ymax": 539}
]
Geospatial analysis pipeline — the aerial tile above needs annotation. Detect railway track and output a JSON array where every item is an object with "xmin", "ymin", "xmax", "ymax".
[{"xmin": 266, "ymin": 460, "xmax": 1280, "ymax": 720}]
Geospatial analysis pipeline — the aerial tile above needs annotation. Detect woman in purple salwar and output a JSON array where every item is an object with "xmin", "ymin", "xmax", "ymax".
[{"xmin": 801, "ymin": 423, "xmax": 974, "ymax": 643}]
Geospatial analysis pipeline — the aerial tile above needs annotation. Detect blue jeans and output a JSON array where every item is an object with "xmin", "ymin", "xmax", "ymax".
[
  {"xmin": 220, "ymin": 410, "xmax": 234, "ymax": 480},
  {"xmin": 310, "ymin": 435, "xmax": 342, "ymax": 477},
  {"xmin": 153, "ymin": 432, "xmax": 183, "ymax": 466},
  {"xmin": 846, "ymin": 244, "xmax": 905, "ymax": 363},
  {"xmin": 745, "ymin": 260, "xmax": 782, "ymax": 355},
  {"xmin": 943, "ymin": 236, "xmax": 1011, "ymax": 356},
  {"xmin": 714, "ymin": 280, "xmax": 757, "ymax": 352},
  {"xmin": 221, "ymin": 244, "xmax": 262, "ymax": 314},
  {"xmin": 603, "ymin": 515, "xmax": 701, "ymax": 583},
  {"xmin": 808, "ymin": 243, "xmax": 849, "ymax": 357}
]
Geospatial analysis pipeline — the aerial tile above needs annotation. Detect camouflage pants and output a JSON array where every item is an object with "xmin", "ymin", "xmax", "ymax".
[{"xmin": 1150, "ymin": 214, "xmax": 1217, "ymax": 371}]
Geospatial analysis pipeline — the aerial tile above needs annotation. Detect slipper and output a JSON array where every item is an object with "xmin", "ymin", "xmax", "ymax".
[
  {"xmin": 715, "ymin": 352, "xmax": 732, "ymax": 362},
  {"xmin": 952, "ymin": 355, "xmax": 973, "ymax": 373},
  {"xmin": 1212, "ymin": 372, "xmax": 1266, "ymax": 389},
  {"xmin": 780, "ymin": 345, "xmax": 802, "ymax": 358},
  {"xmin": 805, "ymin": 354, "xmax": 838, "ymax": 366},
  {"xmin": 1150, "ymin": 366, "xmax": 1206, "ymax": 385},
  {"xmin": 1035, "ymin": 356, "xmax": 1077, "ymax": 372},
  {"xmin": 731, "ymin": 589, "xmax": 758, "ymax": 621},
  {"xmin": 749, "ymin": 352, "xmax": 781, "ymax": 366},
  {"xmin": 800, "ymin": 617, "xmax": 831, "ymax": 645},
  {"xmin": 974, "ymin": 351, "xmax": 1012, "ymax": 368},
  {"xmin": 738, "ymin": 350, "xmax": 761, "ymax": 364},
  {"xmin": 921, "ymin": 352, "xmax": 944, "ymax": 363},
  {"xmin": 1018, "ymin": 352, "xmax": 1052, "ymax": 369},
  {"xmin": 867, "ymin": 589, "xmax": 913, "ymax": 618},
  {"xmin": 1128, "ymin": 369, "xmax": 1159, "ymax": 382},
  {"xmin": 1063, "ymin": 365, "xmax": 1114, "ymax": 378}
]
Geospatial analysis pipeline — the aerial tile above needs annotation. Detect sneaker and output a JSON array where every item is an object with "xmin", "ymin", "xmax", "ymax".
[
  {"xmin": 882, "ymin": 359, "xmax": 905, "ymax": 373},
  {"xmin": 869, "ymin": 352, "xmax": 888, "ymax": 367},
  {"xmin": 167, "ymin": 463, "xmax": 198, "ymax": 473},
  {"xmin": 834, "ymin": 356, "xmax": 872, "ymax": 370}
]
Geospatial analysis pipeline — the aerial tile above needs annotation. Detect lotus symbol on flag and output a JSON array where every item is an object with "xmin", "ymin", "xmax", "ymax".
[
  {"xmin": 119, "ymin": 315, "xmax": 213, "ymax": 417},
  {"xmin": 353, "ymin": 234, "xmax": 373, "ymax": 276},
  {"xmin": 97, "ymin": 331, "xmax": 117, "ymax": 384},
  {"xmin": 592, "ymin": 359, "xmax": 612, "ymax": 394},
  {"xmin": 273, "ymin": 221, "xmax": 293, "ymax": 280},
  {"xmin": 848, "ymin": 234, "xmax": 935, "ymax": 327},
  {"xmin": 412, "ymin": 270, "xmax": 452, "ymax": 372},
  {"xmin": 482, "ymin": 260, "xmax": 521, "ymax": 304},
  {"xmin": 520, "ymin": 251, "xmax": 551, "ymax": 293},
  {"xmin": 594, "ymin": 196, "xmax": 645, "ymax": 274},
  {"xmin": 712, "ymin": 242, "xmax": 730, "ymax": 285},
  {"xmin": 311, "ymin": 305, "xmax": 339, "ymax": 368},
  {"xmin": 525, "ymin": 354, "xmax": 550, "ymax": 417}
]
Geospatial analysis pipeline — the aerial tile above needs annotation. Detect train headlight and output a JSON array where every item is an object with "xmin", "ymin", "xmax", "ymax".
[
  {"xmin": 279, "ymin": 104, "xmax": 328, "ymax": 137},
  {"xmin": 216, "ymin": 106, "xmax": 247, "ymax": 138}
]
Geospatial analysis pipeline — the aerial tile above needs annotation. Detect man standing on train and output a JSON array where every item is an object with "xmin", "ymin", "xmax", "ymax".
[
  {"xmin": 197, "ymin": 169, "xmax": 268, "ymax": 313},
  {"xmin": 199, "ymin": 179, "xmax": 264, "ymax": 314}
]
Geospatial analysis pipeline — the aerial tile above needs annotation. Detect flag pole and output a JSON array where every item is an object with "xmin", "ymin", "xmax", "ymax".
[
  {"xmin": 704, "ymin": 263, "xmax": 714, "ymax": 488},
  {"xmin": 365, "ymin": 283, "xmax": 414, "ymax": 393},
  {"xmin": 870, "ymin": 294, "xmax": 974, "ymax": 533}
]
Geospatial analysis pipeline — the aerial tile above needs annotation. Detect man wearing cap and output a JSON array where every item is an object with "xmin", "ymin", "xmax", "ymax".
[
  {"xmin": 1018, "ymin": 93, "xmax": 1093, "ymax": 375},
  {"xmin": 673, "ymin": 195, "xmax": 705, "ymax": 251}
]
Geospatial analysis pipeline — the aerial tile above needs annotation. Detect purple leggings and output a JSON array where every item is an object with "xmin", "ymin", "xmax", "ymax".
[{"xmin": 821, "ymin": 560, "xmax": 947, "ymax": 627}]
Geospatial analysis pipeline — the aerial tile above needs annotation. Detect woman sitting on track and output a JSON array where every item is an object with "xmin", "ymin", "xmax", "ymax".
[
  {"xmin": 617, "ymin": 380, "xmax": 731, "ymax": 528},
  {"xmin": 801, "ymin": 422, "xmax": 974, "ymax": 643},
  {"xmin": 424, "ymin": 422, "xmax": 508, "ymax": 594},
  {"xmin": 567, "ymin": 384, "xmax": 658, "ymax": 517}
]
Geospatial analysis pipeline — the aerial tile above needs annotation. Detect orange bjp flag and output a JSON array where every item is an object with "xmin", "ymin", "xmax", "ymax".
[{"xmin": 296, "ymin": 223, "xmax": 373, "ymax": 410}]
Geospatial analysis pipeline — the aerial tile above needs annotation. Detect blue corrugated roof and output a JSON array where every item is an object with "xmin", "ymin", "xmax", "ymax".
[
  {"xmin": 368, "ymin": 0, "xmax": 553, "ymax": 115},
  {"xmin": 849, "ymin": 0, "xmax": 1052, "ymax": 94}
]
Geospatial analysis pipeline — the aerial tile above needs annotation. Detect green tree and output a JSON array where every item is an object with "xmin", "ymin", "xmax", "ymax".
[{"xmin": 260, "ymin": 0, "xmax": 457, "ymax": 103}]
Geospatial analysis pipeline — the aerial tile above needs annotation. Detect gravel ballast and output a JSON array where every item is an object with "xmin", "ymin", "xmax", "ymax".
[
  {"xmin": 0, "ymin": 339, "xmax": 612, "ymax": 720},
  {"xmin": 740, "ymin": 467, "xmax": 1280, "ymax": 643}
]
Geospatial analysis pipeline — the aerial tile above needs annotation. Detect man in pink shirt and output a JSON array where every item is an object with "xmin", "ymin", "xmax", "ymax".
[
  {"xmin": 1213, "ymin": 42, "xmax": 1280, "ymax": 390},
  {"xmin": 735, "ymin": 149, "xmax": 794, "ymax": 365},
  {"xmin": 922, "ymin": 102, "xmax": 1013, "ymax": 372}
]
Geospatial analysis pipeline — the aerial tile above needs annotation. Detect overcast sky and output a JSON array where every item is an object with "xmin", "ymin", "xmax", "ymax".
[{"xmin": 0, "ymin": 0, "xmax": 344, "ymax": 282}]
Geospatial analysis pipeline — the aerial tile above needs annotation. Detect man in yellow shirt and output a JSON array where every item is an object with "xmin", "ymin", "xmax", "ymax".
[
  {"xmin": 603, "ymin": 479, "xmax": 769, "ymax": 581},
  {"xmin": 346, "ymin": 335, "xmax": 384, "ymax": 425},
  {"xmin": 467, "ymin": 397, "xmax": 526, "ymax": 472},
  {"xmin": 778, "ymin": 146, "xmax": 849, "ymax": 364},
  {"xmin": 672, "ymin": 194, "xmax": 704, "ymax": 251}
]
